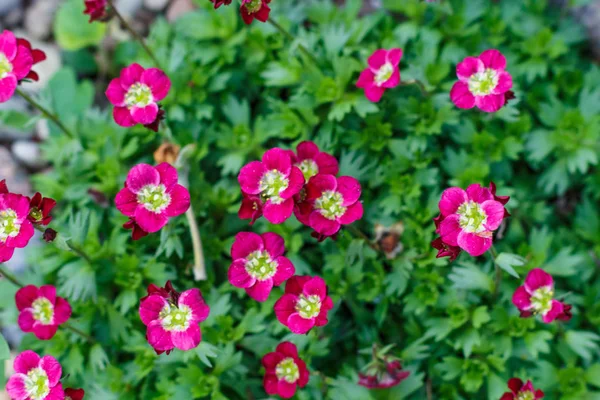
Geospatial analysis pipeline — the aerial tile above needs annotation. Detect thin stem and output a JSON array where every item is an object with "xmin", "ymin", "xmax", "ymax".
[
  {"xmin": 107, "ymin": 0, "xmax": 162, "ymax": 68},
  {"xmin": 346, "ymin": 224, "xmax": 379, "ymax": 251},
  {"xmin": 186, "ymin": 206, "xmax": 206, "ymax": 281},
  {"xmin": 490, "ymin": 246, "xmax": 501, "ymax": 298},
  {"xmin": 268, "ymin": 17, "xmax": 320, "ymax": 68},
  {"xmin": 0, "ymin": 265, "xmax": 25, "ymax": 287},
  {"xmin": 426, "ymin": 376, "xmax": 433, "ymax": 400},
  {"xmin": 35, "ymin": 226, "xmax": 93, "ymax": 265},
  {"xmin": 16, "ymin": 88, "xmax": 74, "ymax": 138},
  {"xmin": 63, "ymin": 322, "xmax": 96, "ymax": 344},
  {"xmin": 400, "ymin": 79, "xmax": 429, "ymax": 96}
]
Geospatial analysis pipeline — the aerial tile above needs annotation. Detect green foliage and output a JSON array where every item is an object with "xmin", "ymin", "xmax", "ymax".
[{"xmin": 54, "ymin": 0, "xmax": 107, "ymax": 51}]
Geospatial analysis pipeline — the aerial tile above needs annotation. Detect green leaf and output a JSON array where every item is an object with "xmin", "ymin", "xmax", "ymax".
[
  {"xmin": 54, "ymin": 0, "xmax": 106, "ymax": 51},
  {"xmin": 0, "ymin": 333, "xmax": 9, "ymax": 360},
  {"xmin": 195, "ymin": 342, "xmax": 219, "ymax": 368},
  {"xmin": 495, "ymin": 253, "xmax": 525, "ymax": 278},
  {"xmin": 524, "ymin": 331, "xmax": 553, "ymax": 358},
  {"xmin": 566, "ymin": 331, "xmax": 600, "ymax": 361},
  {"xmin": 449, "ymin": 263, "xmax": 494, "ymax": 292},
  {"xmin": 472, "ymin": 306, "xmax": 491, "ymax": 329},
  {"xmin": 586, "ymin": 364, "xmax": 600, "ymax": 388}
]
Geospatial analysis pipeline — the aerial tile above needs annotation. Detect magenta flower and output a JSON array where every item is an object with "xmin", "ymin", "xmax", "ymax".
[
  {"xmin": 16, "ymin": 38, "xmax": 46, "ymax": 83},
  {"xmin": 105, "ymin": 63, "xmax": 171, "ymax": 128},
  {"xmin": 210, "ymin": 0, "xmax": 232, "ymax": 8},
  {"xmin": 84, "ymin": 0, "xmax": 107, "ymax": 22},
  {"xmin": 238, "ymin": 192, "xmax": 263, "ymax": 225},
  {"xmin": 65, "ymin": 388, "xmax": 85, "ymax": 400},
  {"xmin": 435, "ymin": 183, "xmax": 509, "ymax": 257},
  {"xmin": 274, "ymin": 276, "xmax": 333, "ymax": 334},
  {"xmin": 15, "ymin": 285, "xmax": 72, "ymax": 340},
  {"xmin": 431, "ymin": 237, "xmax": 461, "ymax": 262},
  {"xmin": 0, "ymin": 191, "xmax": 35, "ymax": 263},
  {"xmin": 262, "ymin": 342, "xmax": 310, "ymax": 399},
  {"xmin": 512, "ymin": 268, "xmax": 572, "ymax": 324},
  {"xmin": 303, "ymin": 174, "xmax": 363, "ymax": 237},
  {"xmin": 0, "ymin": 30, "xmax": 33, "ymax": 103},
  {"xmin": 356, "ymin": 48, "xmax": 403, "ymax": 103},
  {"xmin": 6, "ymin": 350, "xmax": 64, "ymax": 400},
  {"xmin": 500, "ymin": 378, "xmax": 544, "ymax": 400},
  {"xmin": 358, "ymin": 360, "xmax": 410, "ymax": 389},
  {"xmin": 450, "ymin": 49, "xmax": 513, "ymax": 113},
  {"xmin": 288, "ymin": 141, "xmax": 339, "ymax": 182},
  {"xmin": 27, "ymin": 192, "xmax": 56, "ymax": 226},
  {"xmin": 240, "ymin": 0, "xmax": 271, "ymax": 25},
  {"xmin": 139, "ymin": 281, "xmax": 210, "ymax": 354},
  {"xmin": 115, "ymin": 163, "xmax": 190, "ymax": 237},
  {"xmin": 238, "ymin": 148, "xmax": 305, "ymax": 224}
]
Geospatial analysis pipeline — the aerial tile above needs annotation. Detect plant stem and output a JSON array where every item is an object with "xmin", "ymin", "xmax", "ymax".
[
  {"xmin": 346, "ymin": 224, "xmax": 379, "ymax": 251},
  {"xmin": 490, "ymin": 246, "xmax": 501, "ymax": 298},
  {"xmin": 64, "ymin": 322, "xmax": 96, "ymax": 344},
  {"xmin": 400, "ymin": 79, "xmax": 429, "ymax": 96},
  {"xmin": 0, "ymin": 265, "xmax": 24, "ymax": 287},
  {"xmin": 107, "ymin": 0, "xmax": 162, "ymax": 68},
  {"xmin": 186, "ymin": 206, "xmax": 206, "ymax": 281},
  {"xmin": 16, "ymin": 88, "xmax": 74, "ymax": 138},
  {"xmin": 268, "ymin": 17, "xmax": 320, "ymax": 68},
  {"xmin": 35, "ymin": 226, "xmax": 93, "ymax": 265}
]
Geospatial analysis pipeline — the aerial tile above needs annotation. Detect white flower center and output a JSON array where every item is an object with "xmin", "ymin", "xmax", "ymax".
[
  {"xmin": 275, "ymin": 357, "xmax": 300, "ymax": 383},
  {"xmin": 159, "ymin": 303, "xmax": 192, "ymax": 332},
  {"xmin": 297, "ymin": 159, "xmax": 319, "ymax": 181},
  {"xmin": 259, "ymin": 170, "xmax": 289, "ymax": 205},
  {"xmin": 457, "ymin": 201, "xmax": 487, "ymax": 233},
  {"xmin": 296, "ymin": 294, "xmax": 321, "ymax": 319},
  {"xmin": 245, "ymin": 0, "xmax": 262, "ymax": 13},
  {"xmin": 245, "ymin": 250, "xmax": 278, "ymax": 281},
  {"xmin": 530, "ymin": 286, "xmax": 554, "ymax": 316},
  {"xmin": 125, "ymin": 83, "xmax": 153, "ymax": 108},
  {"xmin": 32, "ymin": 297, "xmax": 54, "ymax": 325},
  {"xmin": 375, "ymin": 62, "xmax": 394, "ymax": 85},
  {"xmin": 517, "ymin": 391, "xmax": 535, "ymax": 400},
  {"xmin": 315, "ymin": 190, "xmax": 346, "ymax": 220},
  {"xmin": 137, "ymin": 184, "xmax": 171, "ymax": 213},
  {"xmin": 468, "ymin": 68, "xmax": 499, "ymax": 96},
  {"xmin": 24, "ymin": 367, "xmax": 50, "ymax": 400},
  {"xmin": 0, "ymin": 53, "xmax": 12, "ymax": 79},
  {"xmin": 0, "ymin": 208, "xmax": 20, "ymax": 242}
]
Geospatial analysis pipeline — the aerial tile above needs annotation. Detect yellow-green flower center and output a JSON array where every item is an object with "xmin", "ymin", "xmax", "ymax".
[
  {"xmin": 0, "ymin": 209, "xmax": 20, "ymax": 242},
  {"xmin": 24, "ymin": 367, "xmax": 50, "ymax": 400},
  {"xmin": 315, "ymin": 190, "xmax": 346, "ymax": 220},
  {"xmin": 137, "ymin": 184, "xmax": 171, "ymax": 213},
  {"xmin": 259, "ymin": 170, "xmax": 289, "ymax": 205},
  {"xmin": 298, "ymin": 160, "xmax": 319, "ymax": 181},
  {"xmin": 375, "ymin": 62, "xmax": 394, "ymax": 85},
  {"xmin": 457, "ymin": 201, "xmax": 487, "ymax": 233},
  {"xmin": 29, "ymin": 207, "xmax": 43, "ymax": 223},
  {"xmin": 276, "ymin": 357, "xmax": 300, "ymax": 383},
  {"xmin": 159, "ymin": 303, "xmax": 192, "ymax": 332},
  {"xmin": 517, "ymin": 391, "xmax": 535, "ymax": 400},
  {"xmin": 125, "ymin": 83, "xmax": 153, "ymax": 108},
  {"xmin": 468, "ymin": 68, "xmax": 499, "ymax": 96},
  {"xmin": 296, "ymin": 294, "xmax": 321, "ymax": 319},
  {"xmin": 32, "ymin": 297, "xmax": 54, "ymax": 325},
  {"xmin": 245, "ymin": 250, "xmax": 278, "ymax": 281},
  {"xmin": 0, "ymin": 53, "xmax": 12, "ymax": 79},
  {"xmin": 530, "ymin": 286, "xmax": 554, "ymax": 316},
  {"xmin": 245, "ymin": 0, "xmax": 262, "ymax": 13}
]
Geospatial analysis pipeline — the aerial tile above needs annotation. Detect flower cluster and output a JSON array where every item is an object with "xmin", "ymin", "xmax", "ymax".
[
  {"xmin": 209, "ymin": 0, "xmax": 271, "ymax": 25},
  {"xmin": 500, "ymin": 378, "xmax": 544, "ymax": 400},
  {"xmin": 16, "ymin": 285, "xmax": 72, "ymax": 340}
]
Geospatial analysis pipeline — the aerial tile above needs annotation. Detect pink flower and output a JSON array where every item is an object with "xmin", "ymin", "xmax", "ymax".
[
  {"xmin": 65, "ymin": 388, "xmax": 85, "ymax": 400},
  {"xmin": 5, "ymin": 350, "xmax": 64, "ymax": 400},
  {"xmin": 210, "ymin": 0, "xmax": 232, "ymax": 8},
  {"xmin": 303, "ymin": 174, "xmax": 363, "ymax": 237},
  {"xmin": 238, "ymin": 148, "xmax": 304, "ymax": 224},
  {"xmin": 238, "ymin": 192, "xmax": 263, "ymax": 225},
  {"xmin": 262, "ymin": 342, "xmax": 310, "ymax": 399},
  {"xmin": 431, "ymin": 237, "xmax": 461, "ymax": 262},
  {"xmin": 105, "ymin": 63, "xmax": 171, "ymax": 128},
  {"xmin": 512, "ymin": 268, "xmax": 572, "ymax": 324},
  {"xmin": 358, "ymin": 360, "xmax": 410, "ymax": 389},
  {"xmin": 27, "ymin": 192, "xmax": 56, "ymax": 226},
  {"xmin": 435, "ymin": 183, "xmax": 509, "ymax": 257},
  {"xmin": 450, "ymin": 49, "xmax": 513, "ymax": 113},
  {"xmin": 274, "ymin": 276, "xmax": 333, "ymax": 334},
  {"xmin": 139, "ymin": 281, "xmax": 210, "ymax": 354},
  {"xmin": 15, "ymin": 285, "xmax": 72, "ymax": 340},
  {"xmin": 356, "ymin": 48, "xmax": 403, "ymax": 103},
  {"xmin": 0, "ymin": 30, "xmax": 33, "ymax": 103},
  {"xmin": 228, "ymin": 232, "xmax": 295, "ymax": 302},
  {"xmin": 288, "ymin": 141, "xmax": 339, "ymax": 182},
  {"xmin": 500, "ymin": 378, "xmax": 544, "ymax": 400},
  {"xmin": 115, "ymin": 163, "xmax": 190, "ymax": 237},
  {"xmin": 84, "ymin": 0, "xmax": 107, "ymax": 23},
  {"xmin": 16, "ymin": 38, "xmax": 46, "ymax": 83},
  {"xmin": 240, "ymin": 0, "xmax": 271, "ymax": 25},
  {"xmin": 0, "ymin": 191, "xmax": 35, "ymax": 263}
]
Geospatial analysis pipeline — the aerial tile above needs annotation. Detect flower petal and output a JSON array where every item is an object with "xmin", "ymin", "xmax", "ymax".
[
  {"xmin": 155, "ymin": 162, "xmax": 178, "ymax": 188},
  {"xmin": 113, "ymin": 106, "xmax": 136, "ymax": 127},
  {"xmin": 15, "ymin": 285, "xmax": 39, "ymax": 310},
  {"xmin": 53, "ymin": 296, "xmax": 72, "ymax": 325},
  {"xmin": 261, "ymin": 232, "xmax": 285, "ymax": 258},
  {"xmin": 314, "ymin": 152, "xmax": 339, "ymax": 176},
  {"xmin": 11, "ymin": 46, "xmax": 33, "ymax": 80},
  {"xmin": 178, "ymin": 288, "xmax": 210, "ymax": 323},
  {"xmin": 276, "ymin": 341, "xmax": 299, "ymax": 358},
  {"xmin": 18, "ymin": 309, "xmax": 35, "ymax": 332},
  {"xmin": 229, "ymin": 260, "xmax": 256, "ymax": 288},
  {"xmin": 305, "ymin": 174, "xmax": 337, "ymax": 201},
  {"xmin": 507, "ymin": 378, "xmax": 524, "ymax": 394},
  {"xmin": 139, "ymin": 294, "xmax": 168, "ymax": 325},
  {"xmin": 246, "ymin": 278, "xmax": 274, "ymax": 302},
  {"xmin": 263, "ymin": 374, "xmax": 279, "ymax": 395},
  {"xmin": 303, "ymin": 276, "xmax": 327, "ymax": 300},
  {"xmin": 450, "ymin": 81, "xmax": 475, "ymax": 109},
  {"xmin": 280, "ymin": 167, "xmax": 304, "ymax": 199},
  {"xmin": 0, "ymin": 30, "xmax": 17, "ymax": 60},
  {"xmin": 364, "ymin": 85, "xmax": 386, "ymax": 103},
  {"xmin": 115, "ymin": 187, "xmax": 138, "ymax": 217},
  {"xmin": 475, "ymin": 93, "xmax": 505, "ymax": 113},
  {"xmin": 131, "ymin": 103, "xmax": 159, "ymax": 125},
  {"xmin": 481, "ymin": 200, "xmax": 505, "ymax": 231},
  {"xmin": 126, "ymin": 164, "xmax": 160, "ymax": 194},
  {"xmin": 456, "ymin": 56, "xmax": 484, "ymax": 81},
  {"xmin": 439, "ymin": 214, "xmax": 461, "ymax": 246},
  {"xmin": 386, "ymin": 48, "xmax": 403, "ymax": 66},
  {"xmin": 44, "ymin": 385, "xmax": 65, "ymax": 400},
  {"xmin": 171, "ymin": 324, "xmax": 201, "ymax": 350},
  {"xmin": 120, "ymin": 63, "xmax": 145, "ymax": 90},
  {"xmin": 457, "ymin": 231, "xmax": 492, "ymax": 256},
  {"xmin": 164, "ymin": 184, "xmax": 190, "ymax": 217},
  {"xmin": 367, "ymin": 49, "xmax": 388, "ymax": 70},
  {"xmin": 33, "ymin": 324, "xmax": 58, "ymax": 340},
  {"xmin": 13, "ymin": 350, "xmax": 40, "ymax": 374},
  {"xmin": 262, "ymin": 352, "xmax": 284, "ymax": 370},
  {"xmin": 479, "ymin": 49, "xmax": 506, "ymax": 70},
  {"xmin": 40, "ymin": 355, "xmax": 62, "ymax": 386},
  {"xmin": 296, "ymin": 141, "xmax": 319, "ymax": 160},
  {"xmin": 439, "ymin": 187, "xmax": 468, "ymax": 216},
  {"xmin": 147, "ymin": 320, "xmax": 173, "ymax": 352},
  {"xmin": 231, "ymin": 231, "xmax": 264, "ymax": 259},
  {"xmin": 0, "ymin": 75, "xmax": 18, "ymax": 103},
  {"xmin": 6, "ymin": 374, "xmax": 28, "ymax": 400},
  {"xmin": 287, "ymin": 313, "xmax": 315, "ymax": 334},
  {"xmin": 356, "ymin": 68, "xmax": 375, "ymax": 88},
  {"xmin": 338, "ymin": 201, "xmax": 363, "ymax": 225},
  {"xmin": 263, "ymin": 198, "xmax": 295, "ymax": 224},
  {"xmin": 512, "ymin": 286, "xmax": 533, "ymax": 311},
  {"xmin": 336, "ymin": 176, "xmax": 361, "ymax": 206},
  {"xmin": 272, "ymin": 257, "xmax": 295, "ymax": 286},
  {"xmin": 141, "ymin": 68, "xmax": 171, "ymax": 101},
  {"xmin": 542, "ymin": 300, "xmax": 564, "ymax": 324},
  {"xmin": 262, "ymin": 148, "xmax": 292, "ymax": 175},
  {"xmin": 524, "ymin": 268, "xmax": 553, "ymax": 293},
  {"xmin": 134, "ymin": 207, "xmax": 169, "ymax": 233},
  {"xmin": 238, "ymin": 161, "xmax": 266, "ymax": 195},
  {"xmin": 277, "ymin": 380, "xmax": 297, "ymax": 399},
  {"xmin": 105, "ymin": 78, "xmax": 126, "ymax": 106},
  {"xmin": 466, "ymin": 184, "xmax": 493, "ymax": 203},
  {"xmin": 493, "ymin": 71, "xmax": 512, "ymax": 95},
  {"xmin": 274, "ymin": 294, "xmax": 298, "ymax": 325},
  {"xmin": 309, "ymin": 211, "xmax": 341, "ymax": 236}
]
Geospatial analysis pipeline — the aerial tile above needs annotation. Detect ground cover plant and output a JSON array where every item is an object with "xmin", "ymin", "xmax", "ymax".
[{"xmin": 1, "ymin": 0, "xmax": 600, "ymax": 399}]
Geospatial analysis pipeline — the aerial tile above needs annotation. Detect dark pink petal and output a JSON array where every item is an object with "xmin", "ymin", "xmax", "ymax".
[
  {"xmin": 466, "ymin": 184, "xmax": 493, "ymax": 203},
  {"xmin": 386, "ymin": 48, "xmax": 403, "ymax": 66},
  {"xmin": 125, "ymin": 164, "xmax": 160, "ymax": 193},
  {"xmin": 542, "ymin": 300, "xmax": 564, "ymax": 324},
  {"xmin": 238, "ymin": 161, "xmax": 266, "ymax": 195},
  {"xmin": 524, "ymin": 268, "xmax": 553, "ymax": 293},
  {"xmin": 280, "ymin": 167, "xmax": 304, "ymax": 199},
  {"xmin": 38, "ymin": 285, "xmax": 56, "ymax": 304},
  {"xmin": 456, "ymin": 56, "xmax": 484, "ymax": 81},
  {"xmin": 164, "ymin": 184, "xmax": 190, "ymax": 217},
  {"xmin": 512, "ymin": 286, "xmax": 533, "ymax": 311},
  {"xmin": 135, "ymin": 207, "xmax": 169, "ymax": 233},
  {"xmin": 179, "ymin": 288, "xmax": 210, "ymax": 323},
  {"xmin": 231, "ymin": 231, "xmax": 264, "ymax": 259},
  {"xmin": 155, "ymin": 162, "xmax": 178, "ymax": 188},
  {"xmin": 246, "ymin": 278, "xmax": 274, "ymax": 302},
  {"xmin": 44, "ymin": 385, "xmax": 65, "ymax": 400},
  {"xmin": 141, "ymin": 68, "xmax": 171, "ymax": 101},
  {"xmin": 309, "ymin": 211, "xmax": 341, "ymax": 236},
  {"xmin": 254, "ymin": 2, "xmax": 271, "ymax": 22},
  {"xmin": 53, "ymin": 296, "xmax": 72, "ymax": 325},
  {"xmin": 277, "ymin": 380, "xmax": 297, "ymax": 399},
  {"xmin": 6, "ymin": 374, "xmax": 28, "ymax": 400},
  {"xmin": 261, "ymin": 232, "xmax": 285, "ymax": 258},
  {"xmin": 263, "ymin": 374, "xmax": 279, "ymax": 395},
  {"xmin": 6, "ymin": 219, "xmax": 34, "ymax": 248},
  {"xmin": 364, "ymin": 85, "xmax": 386, "ymax": 103},
  {"xmin": 274, "ymin": 294, "xmax": 298, "ymax": 325},
  {"xmin": 120, "ymin": 63, "xmax": 145, "ymax": 90},
  {"xmin": 521, "ymin": 381, "xmax": 535, "ymax": 393},
  {"xmin": 287, "ymin": 313, "xmax": 315, "ymax": 334},
  {"xmin": 139, "ymin": 294, "xmax": 168, "ymax": 325},
  {"xmin": 305, "ymin": 174, "xmax": 337, "ymax": 201},
  {"xmin": 303, "ymin": 276, "xmax": 327, "ymax": 300},
  {"xmin": 276, "ymin": 341, "xmax": 299, "ymax": 358},
  {"xmin": 105, "ymin": 78, "xmax": 126, "ymax": 106},
  {"xmin": 17, "ymin": 309, "xmax": 35, "ymax": 332},
  {"xmin": 0, "ymin": 244, "xmax": 15, "ymax": 262},
  {"xmin": 0, "ymin": 30, "xmax": 17, "ymax": 60},
  {"xmin": 450, "ymin": 81, "xmax": 475, "ymax": 109},
  {"xmin": 314, "ymin": 152, "xmax": 339, "ymax": 176},
  {"xmin": 336, "ymin": 176, "xmax": 361, "ymax": 206},
  {"xmin": 131, "ymin": 103, "xmax": 159, "ymax": 125},
  {"xmin": 535, "ymin": 389, "xmax": 544, "ymax": 399},
  {"xmin": 493, "ymin": 71, "xmax": 512, "ymax": 95},
  {"xmin": 113, "ymin": 106, "xmax": 136, "ymax": 127},
  {"xmin": 228, "ymin": 260, "xmax": 256, "ymax": 288},
  {"xmin": 481, "ymin": 200, "xmax": 505, "ymax": 231},
  {"xmin": 297, "ymin": 359, "xmax": 310, "ymax": 386},
  {"xmin": 457, "ymin": 231, "xmax": 492, "ymax": 256},
  {"xmin": 171, "ymin": 324, "xmax": 201, "ymax": 350},
  {"xmin": 381, "ymin": 69, "xmax": 400, "ymax": 88},
  {"xmin": 339, "ymin": 201, "xmax": 363, "ymax": 225},
  {"xmin": 40, "ymin": 355, "xmax": 62, "ymax": 386},
  {"xmin": 240, "ymin": 4, "xmax": 254, "ymax": 24},
  {"xmin": 367, "ymin": 49, "xmax": 388, "ymax": 70},
  {"xmin": 0, "ymin": 75, "xmax": 18, "ymax": 103},
  {"xmin": 479, "ymin": 49, "xmax": 506, "ymax": 70},
  {"xmin": 263, "ymin": 198, "xmax": 295, "ymax": 224},
  {"xmin": 296, "ymin": 141, "xmax": 319, "ymax": 160},
  {"xmin": 33, "ymin": 324, "xmax": 58, "ymax": 340},
  {"xmin": 272, "ymin": 257, "xmax": 295, "ymax": 286},
  {"xmin": 500, "ymin": 393, "xmax": 516, "ymax": 400},
  {"xmin": 11, "ymin": 46, "xmax": 33, "ymax": 80},
  {"xmin": 13, "ymin": 350, "xmax": 40, "ymax": 374},
  {"xmin": 115, "ymin": 187, "xmax": 138, "ymax": 217},
  {"xmin": 147, "ymin": 320, "xmax": 174, "ymax": 352},
  {"xmin": 15, "ymin": 285, "xmax": 39, "ymax": 310},
  {"xmin": 262, "ymin": 148, "xmax": 292, "ymax": 175},
  {"xmin": 439, "ymin": 187, "xmax": 468, "ymax": 216},
  {"xmin": 2, "ymin": 192, "xmax": 29, "ymax": 217},
  {"xmin": 356, "ymin": 68, "xmax": 375, "ymax": 88},
  {"xmin": 475, "ymin": 93, "xmax": 505, "ymax": 113},
  {"xmin": 285, "ymin": 276, "xmax": 311, "ymax": 295},
  {"xmin": 262, "ymin": 352, "xmax": 284, "ymax": 370},
  {"xmin": 438, "ymin": 214, "xmax": 461, "ymax": 246},
  {"xmin": 507, "ymin": 378, "xmax": 524, "ymax": 394}
]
